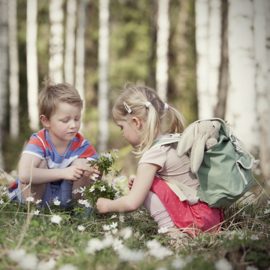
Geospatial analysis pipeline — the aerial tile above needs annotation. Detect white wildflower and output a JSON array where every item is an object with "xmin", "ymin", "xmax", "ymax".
[
  {"xmin": 8, "ymin": 249, "xmax": 26, "ymax": 262},
  {"xmin": 67, "ymin": 199, "xmax": 72, "ymax": 203},
  {"xmin": 113, "ymin": 149, "xmax": 119, "ymax": 152},
  {"xmin": 171, "ymin": 258, "xmax": 186, "ymax": 269},
  {"xmin": 78, "ymin": 225, "xmax": 85, "ymax": 232},
  {"xmin": 264, "ymin": 209, "xmax": 270, "ymax": 214},
  {"xmin": 146, "ymin": 239, "xmax": 173, "ymax": 260},
  {"xmin": 146, "ymin": 239, "xmax": 161, "ymax": 250},
  {"xmin": 36, "ymin": 199, "xmax": 42, "ymax": 204},
  {"xmin": 33, "ymin": 210, "xmax": 40, "ymax": 215},
  {"xmin": 119, "ymin": 215, "xmax": 125, "ymax": 222},
  {"xmin": 117, "ymin": 247, "xmax": 145, "ymax": 263},
  {"xmin": 113, "ymin": 238, "xmax": 124, "ymax": 251},
  {"xmin": 72, "ymin": 189, "xmax": 79, "ymax": 194},
  {"xmin": 79, "ymin": 186, "xmax": 86, "ymax": 193},
  {"xmin": 85, "ymin": 238, "xmax": 104, "ymax": 254},
  {"xmin": 267, "ymin": 200, "xmax": 270, "ymax": 205},
  {"xmin": 19, "ymin": 253, "xmax": 38, "ymax": 270},
  {"xmin": 102, "ymin": 234, "xmax": 115, "ymax": 248},
  {"xmin": 58, "ymin": 264, "xmax": 78, "ymax": 270},
  {"xmin": 110, "ymin": 222, "xmax": 118, "ymax": 229},
  {"xmin": 112, "ymin": 229, "xmax": 118, "ymax": 235},
  {"xmin": 100, "ymin": 185, "xmax": 106, "ymax": 192},
  {"xmin": 37, "ymin": 258, "xmax": 56, "ymax": 270},
  {"xmin": 91, "ymin": 173, "xmax": 99, "ymax": 181},
  {"xmin": 111, "ymin": 214, "xmax": 117, "ymax": 219},
  {"xmin": 0, "ymin": 186, "xmax": 7, "ymax": 191},
  {"xmin": 26, "ymin": 196, "xmax": 34, "ymax": 202},
  {"xmin": 0, "ymin": 199, "xmax": 4, "ymax": 204},
  {"xmin": 119, "ymin": 227, "xmax": 133, "ymax": 240},
  {"xmin": 89, "ymin": 186, "xmax": 95, "ymax": 192},
  {"xmin": 158, "ymin": 227, "xmax": 169, "ymax": 234},
  {"xmin": 214, "ymin": 258, "xmax": 233, "ymax": 270},
  {"xmin": 246, "ymin": 266, "xmax": 258, "ymax": 270},
  {"xmin": 103, "ymin": 225, "xmax": 111, "ymax": 231},
  {"xmin": 51, "ymin": 215, "xmax": 62, "ymax": 225},
  {"xmin": 250, "ymin": 235, "xmax": 259, "ymax": 240},
  {"xmin": 53, "ymin": 198, "xmax": 61, "ymax": 206}
]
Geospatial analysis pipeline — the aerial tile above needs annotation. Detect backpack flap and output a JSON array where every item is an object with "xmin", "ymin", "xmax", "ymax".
[{"xmin": 196, "ymin": 128, "xmax": 255, "ymax": 208}]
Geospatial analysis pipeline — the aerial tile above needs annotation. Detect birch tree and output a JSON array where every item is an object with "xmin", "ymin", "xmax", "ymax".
[
  {"xmin": 75, "ymin": 0, "xmax": 86, "ymax": 117},
  {"xmin": 64, "ymin": 0, "xmax": 77, "ymax": 85},
  {"xmin": 0, "ymin": 0, "xmax": 8, "ymax": 169},
  {"xmin": 8, "ymin": 0, "xmax": 20, "ymax": 139},
  {"xmin": 27, "ymin": 0, "xmax": 39, "ymax": 131},
  {"xmin": 195, "ymin": 0, "xmax": 221, "ymax": 119},
  {"xmin": 49, "ymin": 0, "xmax": 64, "ymax": 83},
  {"xmin": 225, "ymin": 0, "xmax": 259, "ymax": 152},
  {"xmin": 156, "ymin": 0, "xmax": 170, "ymax": 102},
  {"xmin": 253, "ymin": 0, "xmax": 270, "ymax": 177},
  {"xmin": 97, "ymin": 0, "xmax": 110, "ymax": 152}
]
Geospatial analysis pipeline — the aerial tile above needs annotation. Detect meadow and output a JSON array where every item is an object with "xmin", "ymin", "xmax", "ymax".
[{"xmin": 0, "ymin": 167, "xmax": 269, "ymax": 270}]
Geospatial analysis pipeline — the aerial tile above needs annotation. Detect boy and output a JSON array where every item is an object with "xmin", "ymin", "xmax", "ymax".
[{"xmin": 8, "ymin": 78, "xmax": 101, "ymax": 207}]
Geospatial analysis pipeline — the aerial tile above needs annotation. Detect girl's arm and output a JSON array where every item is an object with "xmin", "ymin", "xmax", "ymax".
[{"xmin": 97, "ymin": 163, "xmax": 160, "ymax": 213}]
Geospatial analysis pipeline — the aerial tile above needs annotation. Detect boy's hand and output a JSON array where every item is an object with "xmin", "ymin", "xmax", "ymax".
[
  {"xmin": 62, "ymin": 166, "xmax": 90, "ymax": 181},
  {"xmin": 97, "ymin": 198, "xmax": 110, "ymax": 213},
  {"xmin": 128, "ymin": 177, "xmax": 135, "ymax": 190},
  {"xmin": 90, "ymin": 164, "xmax": 102, "ymax": 181}
]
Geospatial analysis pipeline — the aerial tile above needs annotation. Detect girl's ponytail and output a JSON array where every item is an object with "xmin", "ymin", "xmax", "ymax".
[{"xmin": 165, "ymin": 106, "xmax": 185, "ymax": 134}]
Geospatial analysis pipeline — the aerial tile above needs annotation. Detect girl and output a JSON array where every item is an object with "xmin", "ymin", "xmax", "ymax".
[{"xmin": 97, "ymin": 86, "xmax": 223, "ymax": 247}]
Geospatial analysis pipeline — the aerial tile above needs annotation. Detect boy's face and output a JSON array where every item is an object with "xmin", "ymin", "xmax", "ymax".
[{"xmin": 41, "ymin": 101, "xmax": 81, "ymax": 145}]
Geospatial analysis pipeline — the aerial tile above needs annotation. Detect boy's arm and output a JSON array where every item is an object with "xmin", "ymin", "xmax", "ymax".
[
  {"xmin": 97, "ymin": 163, "xmax": 159, "ymax": 213},
  {"xmin": 18, "ymin": 153, "xmax": 90, "ymax": 185}
]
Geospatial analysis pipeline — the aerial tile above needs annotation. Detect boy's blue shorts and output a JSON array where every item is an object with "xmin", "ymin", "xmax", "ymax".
[{"xmin": 8, "ymin": 178, "xmax": 73, "ymax": 208}]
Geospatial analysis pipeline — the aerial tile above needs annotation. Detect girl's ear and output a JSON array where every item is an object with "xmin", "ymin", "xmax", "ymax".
[
  {"xmin": 132, "ymin": 117, "xmax": 143, "ymax": 130},
  {"xmin": 40, "ymin": 115, "xmax": 50, "ymax": 128}
]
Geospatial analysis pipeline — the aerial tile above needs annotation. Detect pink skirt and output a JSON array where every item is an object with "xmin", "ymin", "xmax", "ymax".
[{"xmin": 150, "ymin": 176, "xmax": 224, "ymax": 236}]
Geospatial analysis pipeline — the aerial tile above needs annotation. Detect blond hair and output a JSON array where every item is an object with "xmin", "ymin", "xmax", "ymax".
[
  {"xmin": 38, "ymin": 77, "xmax": 83, "ymax": 119},
  {"xmin": 112, "ymin": 85, "xmax": 185, "ymax": 156}
]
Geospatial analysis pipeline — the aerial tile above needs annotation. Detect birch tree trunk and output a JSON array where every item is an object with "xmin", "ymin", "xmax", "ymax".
[
  {"xmin": 97, "ymin": 0, "xmax": 110, "ymax": 152},
  {"xmin": 64, "ymin": 0, "xmax": 76, "ymax": 85},
  {"xmin": 27, "ymin": 0, "xmax": 39, "ymax": 131},
  {"xmin": 49, "ymin": 0, "xmax": 64, "ymax": 83},
  {"xmin": 75, "ymin": 0, "xmax": 86, "ymax": 118},
  {"xmin": 254, "ymin": 0, "xmax": 270, "ymax": 177},
  {"xmin": 195, "ymin": 0, "xmax": 221, "ymax": 119},
  {"xmin": 8, "ymin": 0, "xmax": 20, "ymax": 139},
  {"xmin": 225, "ymin": 0, "xmax": 259, "ymax": 152},
  {"xmin": 156, "ymin": 0, "xmax": 170, "ymax": 102},
  {"xmin": 0, "ymin": 0, "xmax": 8, "ymax": 169}
]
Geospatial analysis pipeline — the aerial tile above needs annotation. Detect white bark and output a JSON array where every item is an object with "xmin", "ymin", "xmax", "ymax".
[
  {"xmin": 0, "ymin": 0, "xmax": 8, "ymax": 169},
  {"xmin": 195, "ymin": 0, "xmax": 221, "ymax": 119},
  {"xmin": 254, "ymin": 0, "xmax": 270, "ymax": 176},
  {"xmin": 8, "ymin": 0, "xmax": 20, "ymax": 139},
  {"xmin": 97, "ymin": 0, "xmax": 110, "ymax": 152},
  {"xmin": 27, "ymin": 0, "xmax": 39, "ymax": 131},
  {"xmin": 49, "ymin": 0, "xmax": 64, "ymax": 83},
  {"xmin": 156, "ymin": 0, "xmax": 170, "ymax": 102},
  {"xmin": 64, "ymin": 0, "xmax": 76, "ymax": 85},
  {"xmin": 225, "ymin": 0, "xmax": 258, "ymax": 152},
  {"xmin": 75, "ymin": 0, "xmax": 86, "ymax": 117}
]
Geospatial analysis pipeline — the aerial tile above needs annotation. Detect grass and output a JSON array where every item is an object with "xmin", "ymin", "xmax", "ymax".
[{"xmin": 0, "ymin": 173, "xmax": 270, "ymax": 270}]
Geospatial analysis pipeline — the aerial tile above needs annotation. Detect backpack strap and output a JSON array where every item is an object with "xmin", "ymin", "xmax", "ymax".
[{"xmin": 151, "ymin": 134, "xmax": 181, "ymax": 148}]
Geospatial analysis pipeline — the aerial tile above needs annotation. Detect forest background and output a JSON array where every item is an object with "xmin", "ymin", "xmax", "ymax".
[{"xmin": 0, "ymin": 0, "xmax": 269, "ymax": 182}]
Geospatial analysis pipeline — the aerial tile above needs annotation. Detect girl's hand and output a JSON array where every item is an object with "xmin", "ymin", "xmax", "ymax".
[
  {"xmin": 62, "ymin": 166, "xmax": 90, "ymax": 181},
  {"xmin": 97, "ymin": 198, "xmax": 111, "ymax": 213},
  {"xmin": 128, "ymin": 177, "xmax": 135, "ymax": 190},
  {"xmin": 89, "ymin": 164, "xmax": 103, "ymax": 181}
]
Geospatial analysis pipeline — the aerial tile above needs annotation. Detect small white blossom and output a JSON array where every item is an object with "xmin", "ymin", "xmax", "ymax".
[
  {"xmin": 89, "ymin": 186, "xmax": 95, "ymax": 192},
  {"xmin": 267, "ymin": 200, "xmax": 270, "ymax": 205},
  {"xmin": 37, "ymin": 258, "xmax": 56, "ymax": 270},
  {"xmin": 26, "ymin": 196, "xmax": 34, "ymax": 202},
  {"xmin": 33, "ymin": 210, "xmax": 40, "ymax": 215},
  {"xmin": 113, "ymin": 238, "xmax": 124, "ymax": 251},
  {"xmin": 264, "ymin": 209, "xmax": 270, "ymax": 214},
  {"xmin": 67, "ymin": 199, "xmax": 72, "ymax": 203},
  {"xmin": 72, "ymin": 189, "xmax": 79, "ymax": 194},
  {"xmin": 250, "ymin": 235, "xmax": 259, "ymax": 240},
  {"xmin": 111, "ymin": 214, "xmax": 117, "ymax": 219},
  {"xmin": 246, "ymin": 266, "xmax": 258, "ymax": 270},
  {"xmin": 103, "ymin": 225, "xmax": 111, "ymax": 231},
  {"xmin": 100, "ymin": 185, "xmax": 106, "ymax": 192},
  {"xmin": 119, "ymin": 215, "xmax": 125, "ymax": 222},
  {"xmin": 8, "ymin": 249, "xmax": 26, "ymax": 262},
  {"xmin": 0, "ymin": 199, "xmax": 4, "ymax": 204},
  {"xmin": 36, "ymin": 199, "xmax": 42, "ymax": 204},
  {"xmin": 113, "ymin": 149, "xmax": 119, "ymax": 152},
  {"xmin": 91, "ymin": 173, "xmax": 99, "ymax": 181},
  {"xmin": 111, "ymin": 229, "xmax": 118, "ymax": 235},
  {"xmin": 0, "ymin": 186, "xmax": 7, "ymax": 191},
  {"xmin": 58, "ymin": 264, "xmax": 78, "ymax": 270},
  {"xmin": 78, "ymin": 225, "xmax": 85, "ymax": 232},
  {"xmin": 53, "ymin": 198, "xmax": 61, "ymax": 206},
  {"xmin": 171, "ymin": 258, "xmax": 186, "ymax": 269},
  {"xmin": 110, "ymin": 222, "xmax": 118, "ymax": 229},
  {"xmin": 146, "ymin": 239, "xmax": 173, "ymax": 260},
  {"xmin": 215, "ymin": 258, "xmax": 233, "ymax": 270},
  {"xmin": 119, "ymin": 227, "xmax": 133, "ymax": 240},
  {"xmin": 117, "ymin": 247, "xmax": 145, "ymax": 263},
  {"xmin": 158, "ymin": 227, "xmax": 169, "ymax": 234},
  {"xmin": 51, "ymin": 215, "xmax": 62, "ymax": 224},
  {"xmin": 19, "ymin": 253, "xmax": 39, "ymax": 270},
  {"xmin": 85, "ymin": 238, "xmax": 104, "ymax": 254}
]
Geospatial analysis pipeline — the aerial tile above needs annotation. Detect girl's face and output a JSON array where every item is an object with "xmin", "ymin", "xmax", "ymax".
[{"xmin": 116, "ymin": 118, "xmax": 143, "ymax": 148}]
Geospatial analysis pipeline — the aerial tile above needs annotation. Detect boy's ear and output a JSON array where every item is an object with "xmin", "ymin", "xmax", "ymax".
[
  {"xmin": 132, "ymin": 117, "xmax": 143, "ymax": 130},
  {"xmin": 40, "ymin": 115, "xmax": 50, "ymax": 128}
]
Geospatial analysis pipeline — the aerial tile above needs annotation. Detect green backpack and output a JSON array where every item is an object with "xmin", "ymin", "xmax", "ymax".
[{"xmin": 151, "ymin": 118, "xmax": 259, "ymax": 208}]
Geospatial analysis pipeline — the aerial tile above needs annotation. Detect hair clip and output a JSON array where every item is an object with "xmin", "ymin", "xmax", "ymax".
[
  {"xmin": 145, "ymin": 101, "xmax": 152, "ymax": 108},
  {"xmin": 123, "ymin": 102, "xmax": 132, "ymax": 114},
  {"xmin": 164, "ymin": 103, "xmax": 169, "ymax": 110}
]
